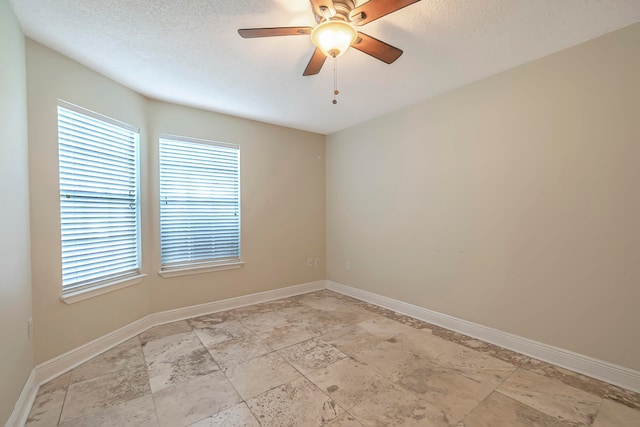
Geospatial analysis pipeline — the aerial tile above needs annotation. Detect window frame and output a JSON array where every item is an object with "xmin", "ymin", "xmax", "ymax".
[
  {"xmin": 158, "ymin": 134, "xmax": 243, "ymax": 278},
  {"xmin": 57, "ymin": 100, "xmax": 145, "ymax": 303}
]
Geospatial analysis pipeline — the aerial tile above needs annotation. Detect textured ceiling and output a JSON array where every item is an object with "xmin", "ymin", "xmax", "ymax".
[{"xmin": 9, "ymin": 0, "xmax": 640, "ymax": 134}]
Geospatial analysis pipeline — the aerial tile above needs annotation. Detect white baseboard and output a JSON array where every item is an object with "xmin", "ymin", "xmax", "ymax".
[
  {"xmin": 35, "ymin": 280, "xmax": 324, "ymax": 387},
  {"xmin": 4, "ymin": 369, "xmax": 37, "ymax": 427},
  {"xmin": 326, "ymin": 280, "xmax": 640, "ymax": 394}
]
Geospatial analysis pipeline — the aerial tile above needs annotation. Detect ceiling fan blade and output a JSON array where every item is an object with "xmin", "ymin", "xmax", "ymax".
[
  {"xmin": 303, "ymin": 48, "xmax": 327, "ymax": 76},
  {"xmin": 238, "ymin": 27, "xmax": 312, "ymax": 38},
  {"xmin": 349, "ymin": 0, "xmax": 421, "ymax": 26},
  {"xmin": 310, "ymin": 0, "xmax": 336, "ymax": 19},
  {"xmin": 352, "ymin": 32, "xmax": 403, "ymax": 64}
]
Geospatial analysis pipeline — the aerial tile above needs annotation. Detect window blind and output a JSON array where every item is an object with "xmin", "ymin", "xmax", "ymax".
[
  {"xmin": 57, "ymin": 103, "xmax": 140, "ymax": 294},
  {"xmin": 159, "ymin": 137, "xmax": 241, "ymax": 271}
]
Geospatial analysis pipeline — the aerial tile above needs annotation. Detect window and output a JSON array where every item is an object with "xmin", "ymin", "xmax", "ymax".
[
  {"xmin": 159, "ymin": 136, "xmax": 241, "ymax": 276},
  {"xmin": 57, "ymin": 102, "xmax": 142, "ymax": 300}
]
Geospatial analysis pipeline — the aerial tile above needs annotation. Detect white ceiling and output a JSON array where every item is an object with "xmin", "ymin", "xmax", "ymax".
[{"xmin": 9, "ymin": 0, "xmax": 640, "ymax": 135}]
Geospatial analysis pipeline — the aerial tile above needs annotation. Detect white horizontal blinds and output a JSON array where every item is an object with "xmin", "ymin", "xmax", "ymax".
[
  {"xmin": 57, "ymin": 104, "xmax": 140, "ymax": 294},
  {"xmin": 159, "ymin": 137, "xmax": 240, "ymax": 270}
]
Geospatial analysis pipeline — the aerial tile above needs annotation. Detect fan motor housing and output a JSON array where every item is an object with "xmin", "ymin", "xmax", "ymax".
[{"xmin": 315, "ymin": 0, "xmax": 356, "ymax": 23}]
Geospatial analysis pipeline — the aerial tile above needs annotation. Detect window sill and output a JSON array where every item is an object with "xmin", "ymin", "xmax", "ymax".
[
  {"xmin": 158, "ymin": 261, "xmax": 244, "ymax": 278},
  {"xmin": 60, "ymin": 274, "xmax": 147, "ymax": 304}
]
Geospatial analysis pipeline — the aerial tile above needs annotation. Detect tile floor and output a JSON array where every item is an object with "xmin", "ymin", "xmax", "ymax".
[{"xmin": 26, "ymin": 290, "xmax": 640, "ymax": 426}]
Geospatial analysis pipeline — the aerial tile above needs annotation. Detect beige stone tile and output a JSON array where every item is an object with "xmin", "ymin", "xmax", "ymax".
[
  {"xmin": 193, "ymin": 320, "xmax": 254, "ymax": 347},
  {"xmin": 391, "ymin": 329, "xmax": 464, "ymax": 362},
  {"xmin": 58, "ymin": 394, "xmax": 158, "ymax": 427},
  {"xmin": 188, "ymin": 311, "xmax": 237, "ymax": 329},
  {"xmin": 398, "ymin": 363, "xmax": 500, "ymax": 422},
  {"xmin": 352, "ymin": 339, "xmax": 426, "ymax": 382},
  {"xmin": 59, "ymin": 366, "xmax": 151, "ymax": 424},
  {"xmin": 70, "ymin": 337, "xmax": 144, "ymax": 383},
  {"xmin": 239, "ymin": 311, "xmax": 289, "ymax": 334},
  {"xmin": 326, "ymin": 306, "xmax": 377, "ymax": 325},
  {"xmin": 603, "ymin": 385, "xmax": 640, "ymax": 410},
  {"xmin": 319, "ymin": 324, "xmax": 385, "ymax": 356},
  {"xmin": 189, "ymin": 402, "xmax": 261, "ymax": 427},
  {"xmin": 256, "ymin": 323, "xmax": 319, "ymax": 350},
  {"xmin": 295, "ymin": 292, "xmax": 351, "ymax": 309},
  {"xmin": 25, "ymin": 373, "xmax": 70, "ymax": 426},
  {"xmin": 206, "ymin": 333, "xmax": 272, "ymax": 368},
  {"xmin": 139, "ymin": 321, "xmax": 192, "ymax": 345},
  {"xmin": 349, "ymin": 383, "xmax": 450, "ymax": 426},
  {"xmin": 38, "ymin": 372, "xmax": 72, "ymax": 394},
  {"xmin": 439, "ymin": 332, "xmax": 533, "ymax": 367},
  {"xmin": 371, "ymin": 308, "xmax": 434, "ymax": 329},
  {"xmin": 142, "ymin": 330, "xmax": 191, "ymax": 356},
  {"xmin": 314, "ymin": 293, "xmax": 363, "ymax": 306},
  {"xmin": 464, "ymin": 392, "xmax": 569, "ymax": 427},
  {"xmin": 325, "ymin": 413, "xmax": 365, "ymax": 426},
  {"xmin": 39, "ymin": 292, "xmax": 639, "ymax": 427},
  {"xmin": 593, "ymin": 399, "xmax": 640, "ymax": 426},
  {"xmin": 278, "ymin": 338, "xmax": 347, "ymax": 375},
  {"xmin": 518, "ymin": 360, "xmax": 640, "ymax": 409},
  {"xmin": 306, "ymin": 357, "xmax": 390, "ymax": 410},
  {"xmin": 290, "ymin": 289, "xmax": 333, "ymax": 298},
  {"xmin": 333, "ymin": 293, "xmax": 370, "ymax": 306},
  {"xmin": 153, "ymin": 371, "xmax": 241, "ymax": 427},
  {"xmin": 224, "ymin": 351, "xmax": 301, "ymax": 400},
  {"xmin": 297, "ymin": 295, "xmax": 374, "ymax": 323},
  {"xmin": 25, "ymin": 409, "xmax": 63, "ymax": 427},
  {"xmin": 498, "ymin": 368, "xmax": 602, "ymax": 425},
  {"xmin": 356, "ymin": 316, "xmax": 416, "ymax": 339},
  {"xmin": 142, "ymin": 331, "xmax": 219, "ymax": 393},
  {"xmin": 278, "ymin": 305, "xmax": 348, "ymax": 334},
  {"xmin": 252, "ymin": 297, "xmax": 302, "ymax": 311},
  {"xmin": 247, "ymin": 376, "xmax": 343, "ymax": 426},
  {"xmin": 226, "ymin": 302, "xmax": 281, "ymax": 318},
  {"xmin": 435, "ymin": 343, "xmax": 517, "ymax": 385}
]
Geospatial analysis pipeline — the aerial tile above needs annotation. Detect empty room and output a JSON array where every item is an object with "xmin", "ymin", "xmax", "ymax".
[{"xmin": 1, "ymin": 0, "xmax": 639, "ymax": 426}]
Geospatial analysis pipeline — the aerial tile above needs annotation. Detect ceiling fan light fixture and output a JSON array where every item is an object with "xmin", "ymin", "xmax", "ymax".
[{"xmin": 311, "ymin": 20, "xmax": 357, "ymax": 58}]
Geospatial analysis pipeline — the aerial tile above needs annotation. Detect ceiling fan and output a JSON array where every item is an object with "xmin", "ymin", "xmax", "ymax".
[{"xmin": 238, "ymin": 0, "xmax": 421, "ymax": 76}]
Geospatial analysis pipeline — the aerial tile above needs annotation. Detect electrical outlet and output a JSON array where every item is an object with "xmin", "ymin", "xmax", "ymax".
[
  {"xmin": 307, "ymin": 258, "xmax": 313, "ymax": 267},
  {"xmin": 315, "ymin": 258, "xmax": 320, "ymax": 267},
  {"xmin": 27, "ymin": 318, "xmax": 33, "ymax": 338}
]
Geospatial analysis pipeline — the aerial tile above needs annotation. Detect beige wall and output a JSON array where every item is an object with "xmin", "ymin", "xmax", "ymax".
[
  {"xmin": 146, "ymin": 101, "xmax": 326, "ymax": 313},
  {"xmin": 27, "ymin": 40, "xmax": 152, "ymax": 364},
  {"xmin": 26, "ymin": 40, "xmax": 325, "ymax": 363},
  {"xmin": 326, "ymin": 23, "xmax": 640, "ymax": 371},
  {"xmin": 0, "ymin": 0, "xmax": 34, "ymax": 424}
]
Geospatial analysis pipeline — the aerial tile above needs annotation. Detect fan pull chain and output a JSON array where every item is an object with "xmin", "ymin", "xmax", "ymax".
[{"xmin": 332, "ymin": 56, "xmax": 339, "ymax": 105}]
